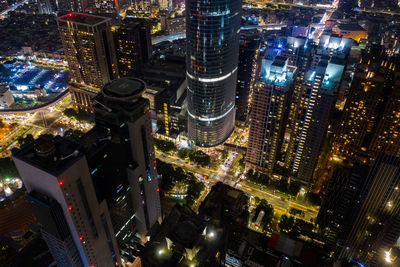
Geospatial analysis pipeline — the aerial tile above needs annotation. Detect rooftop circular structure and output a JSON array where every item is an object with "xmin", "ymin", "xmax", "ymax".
[
  {"xmin": 34, "ymin": 137, "xmax": 55, "ymax": 158},
  {"xmin": 174, "ymin": 220, "xmax": 198, "ymax": 245},
  {"xmin": 102, "ymin": 77, "xmax": 146, "ymax": 102}
]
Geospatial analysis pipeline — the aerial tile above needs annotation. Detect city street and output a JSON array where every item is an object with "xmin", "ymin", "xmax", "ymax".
[
  {"xmin": 0, "ymin": 96, "xmax": 92, "ymax": 158},
  {"xmin": 156, "ymin": 151, "xmax": 318, "ymax": 223}
]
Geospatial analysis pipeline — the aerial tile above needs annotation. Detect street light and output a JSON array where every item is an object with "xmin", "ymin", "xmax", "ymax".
[{"xmin": 207, "ymin": 231, "xmax": 215, "ymax": 239}]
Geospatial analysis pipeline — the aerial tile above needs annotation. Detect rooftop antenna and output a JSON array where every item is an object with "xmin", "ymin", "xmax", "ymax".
[
  {"xmin": 93, "ymin": 99, "xmax": 112, "ymax": 112},
  {"xmin": 54, "ymin": 150, "xmax": 79, "ymax": 161},
  {"xmin": 97, "ymin": 135, "xmax": 112, "ymax": 142}
]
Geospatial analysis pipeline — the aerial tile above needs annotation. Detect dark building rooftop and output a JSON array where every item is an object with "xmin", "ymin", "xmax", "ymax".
[
  {"xmin": 58, "ymin": 12, "xmax": 110, "ymax": 26},
  {"xmin": 199, "ymin": 182, "xmax": 249, "ymax": 228},
  {"xmin": 13, "ymin": 135, "xmax": 82, "ymax": 176},
  {"xmin": 272, "ymin": 56, "xmax": 288, "ymax": 68},
  {"xmin": 140, "ymin": 204, "xmax": 216, "ymax": 267},
  {"xmin": 338, "ymin": 24, "xmax": 366, "ymax": 31},
  {"xmin": 102, "ymin": 77, "xmax": 146, "ymax": 102}
]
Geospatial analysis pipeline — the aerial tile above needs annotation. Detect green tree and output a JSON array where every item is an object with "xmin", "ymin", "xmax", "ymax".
[
  {"xmin": 63, "ymin": 108, "xmax": 76, "ymax": 118},
  {"xmin": 174, "ymin": 167, "xmax": 188, "ymax": 183},
  {"xmin": 156, "ymin": 160, "xmax": 175, "ymax": 191},
  {"xmin": 277, "ymin": 177, "xmax": 289, "ymax": 193},
  {"xmin": 189, "ymin": 150, "xmax": 210, "ymax": 166},
  {"xmin": 259, "ymin": 173, "xmax": 270, "ymax": 185},
  {"xmin": 308, "ymin": 192, "xmax": 322, "ymax": 206},
  {"xmin": 74, "ymin": 110, "xmax": 94, "ymax": 122},
  {"xmin": 154, "ymin": 138, "xmax": 177, "ymax": 153},
  {"xmin": 63, "ymin": 129, "xmax": 84, "ymax": 140},
  {"xmin": 288, "ymin": 180, "xmax": 301, "ymax": 196},
  {"xmin": 246, "ymin": 169, "xmax": 254, "ymax": 180},
  {"xmin": 186, "ymin": 181, "xmax": 205, "ymax": 205},
  {"xmin": 238, "ymin": 153, "xmax": 246, "ymax": 169},
  {"xmin": 0, "ymin": 157, "xmax": 19, "ymax": 178},
  {"xmin": 63, "ymin": 108, "xmax": 93, "ymax": 122},
  {"xmin": 217, "ymin": 149, "xmax": 228, "ymax": 161},
  {"xmin": 18, "ymin": 134, "xmax": 34, "ymax": 146},
  {"xmin": 177, "ymin": 148, "xmax": 191, "ymax": 159},
  {"xmin": 279, "ymin": 215, "xmax": 295, "ymax": 233}
]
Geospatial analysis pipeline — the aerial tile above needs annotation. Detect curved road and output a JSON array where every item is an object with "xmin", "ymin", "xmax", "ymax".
[{"xmin": 0, "ymin": 89, "xmax": 69, "ymax": 114}]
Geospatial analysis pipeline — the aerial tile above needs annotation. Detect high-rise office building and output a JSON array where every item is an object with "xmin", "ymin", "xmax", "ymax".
[
  {"xmin": 57, "ymin": 0, "xmax": 88, "ymax": 14},
  {"xmin": 236, "ymin": 32, "xmax": 260, "ymax": 123},
  {"xmin": 333, "ymin": 45, "xmax": 400, "ymax": 162},
  {"xmin": 13, "ymin": 136, "xmax": 122, "ymax": 267},
  {"xmin": 159, "ymin": 0, "xmax": 172, "ymax": 10},
  {"xmin": 89, "ymin": 77, "xmax": 162, "ymax": 240},
  {"xmin": 371, "ymin": 83, "xmax": 400, "ymax": 156},
  {"xmin": 37, "ymin": 0, "xmax": 57, "ymax": 14},
  {"xmin": 246, "ymin": 56, "xmax": 296, "ymax": 173},
  {"xmin": 57, "ymin": 13, "xmax": 119, "ymax": 110},
  {"xmin": 113, "ymin": 19, "xmax": 152, "ymax": 77},
  {"xmin": 13, "ymin": 78, "xmax": 162, "ymax": 265},
  {"xmin": 131, "ymin": 0, "xmax": 151, "ymax": 12},
  {"xmin": 95, "ymin": 0, "xmax": 119, "ymax": 13},
  {"xmin": 284, "ymin": 59, "xmax": 344, "ymax": 182},
  {"xmin": 340, "ymin": 153, "xmax": 400, "ymax": 264},
  {"xmin": 114, "ymin": 23, "xmax": 143, "ymax": 77},
  {"xmin": 317, "ymin": 164, "xmax": 370, "ymax": 254},
  {"xmin": 186, "ymin": 0, "xmax": 241, "ymax": 147}
]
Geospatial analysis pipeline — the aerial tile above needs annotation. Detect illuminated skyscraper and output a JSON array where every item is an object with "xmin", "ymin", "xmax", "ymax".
[
  {"xmin": 159, "ymin": 0, "xmax": 172, "ymax": 10},
  {"xmin": 57, "ymin": 0, "xmax": 87, "ymax": 14},
  {"xmin": 317, "ymin": 164, "xmax": 370, "ymax": 254},
  {"xmin": 131, "ymin": 0, "xmax": 151, "ymax": 11},
  {"xmin": 246, "ymin": 56, "xmax": 296, "ymax": 173},
  {"xmin": 57, "ymin": 13, "xmax": 119, "ymax": 110},
  {"xmin": 13, "ymin": 136, "xmax": 122, "ymax": 267},
  {"xmin": 37, "ymin": 0, "xmax": 57, "ymax": 14},
  {"xmin": 113, "ymin": 20, "xmax": 152, "ymax": 77},
  {"xmin": 340, "ymin": 153, "xmax": 400, "ymax": 264},
  {"xmin": 333, "ymin": 45, "xmax": 400, "ymax": 162},
  {"xmin": 284, "ymin": 60, "xmax": 344, "ymax": 182},
  {"xmin": 95, "ymin": 0, "xmax": 119, "ymax": 13},
  {"xmin": 90, "ymin": 78, "xmax": 162, "ymax": 240},
  {"xmin": 236, "ymin": 32, "xmax": 260, "ymax": 123},
  {"xmin": 186, "ymin": 0, "xmax": 241, "ymax": 147},
  {"xmin": 13, "ymin": 78, "xmax": 162, "ymax": 265}
]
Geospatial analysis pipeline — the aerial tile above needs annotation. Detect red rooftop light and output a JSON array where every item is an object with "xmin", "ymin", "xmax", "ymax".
[
  {"xmin": 68, "ymin": 206, "xmax": 72, "ymax": 211},
  {"xmin": 58, "ymin": 180, "xmax": 64, "ymax": 186},
  {"xmin": 79, "ymin": 236, "xmax": 83, "ymax": 241}
]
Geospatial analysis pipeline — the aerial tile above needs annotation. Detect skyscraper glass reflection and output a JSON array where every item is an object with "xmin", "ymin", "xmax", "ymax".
[{"xmin": 186, "ymin": 0, "xmax": 241, "ymax": 147}]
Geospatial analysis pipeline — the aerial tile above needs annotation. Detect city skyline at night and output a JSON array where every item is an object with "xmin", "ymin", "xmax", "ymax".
[{"xmin": 0, "ymin": 0, "xmax": 399, "ymax": 266}]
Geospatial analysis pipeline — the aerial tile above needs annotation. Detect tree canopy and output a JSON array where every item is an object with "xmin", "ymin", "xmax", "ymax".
[
  {"xmin": 63, "ymin": 108, "xmax": 93, "ymax": 122},
  {"xmin": 178, "ymin": 148, "xmax": 211, "ymax": 167},
  {"xmin": 156, "ymin": 159, "xmax": 205, "ymax": 205},
  {"xmin": 154, "ymin": 138, "xmax": 177, "ymax": 153}
]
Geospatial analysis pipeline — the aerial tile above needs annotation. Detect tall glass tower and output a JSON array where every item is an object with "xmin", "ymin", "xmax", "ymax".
[{"xmin": 186, "ymin": 0, "xmax": 241, "ymax": 147}]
